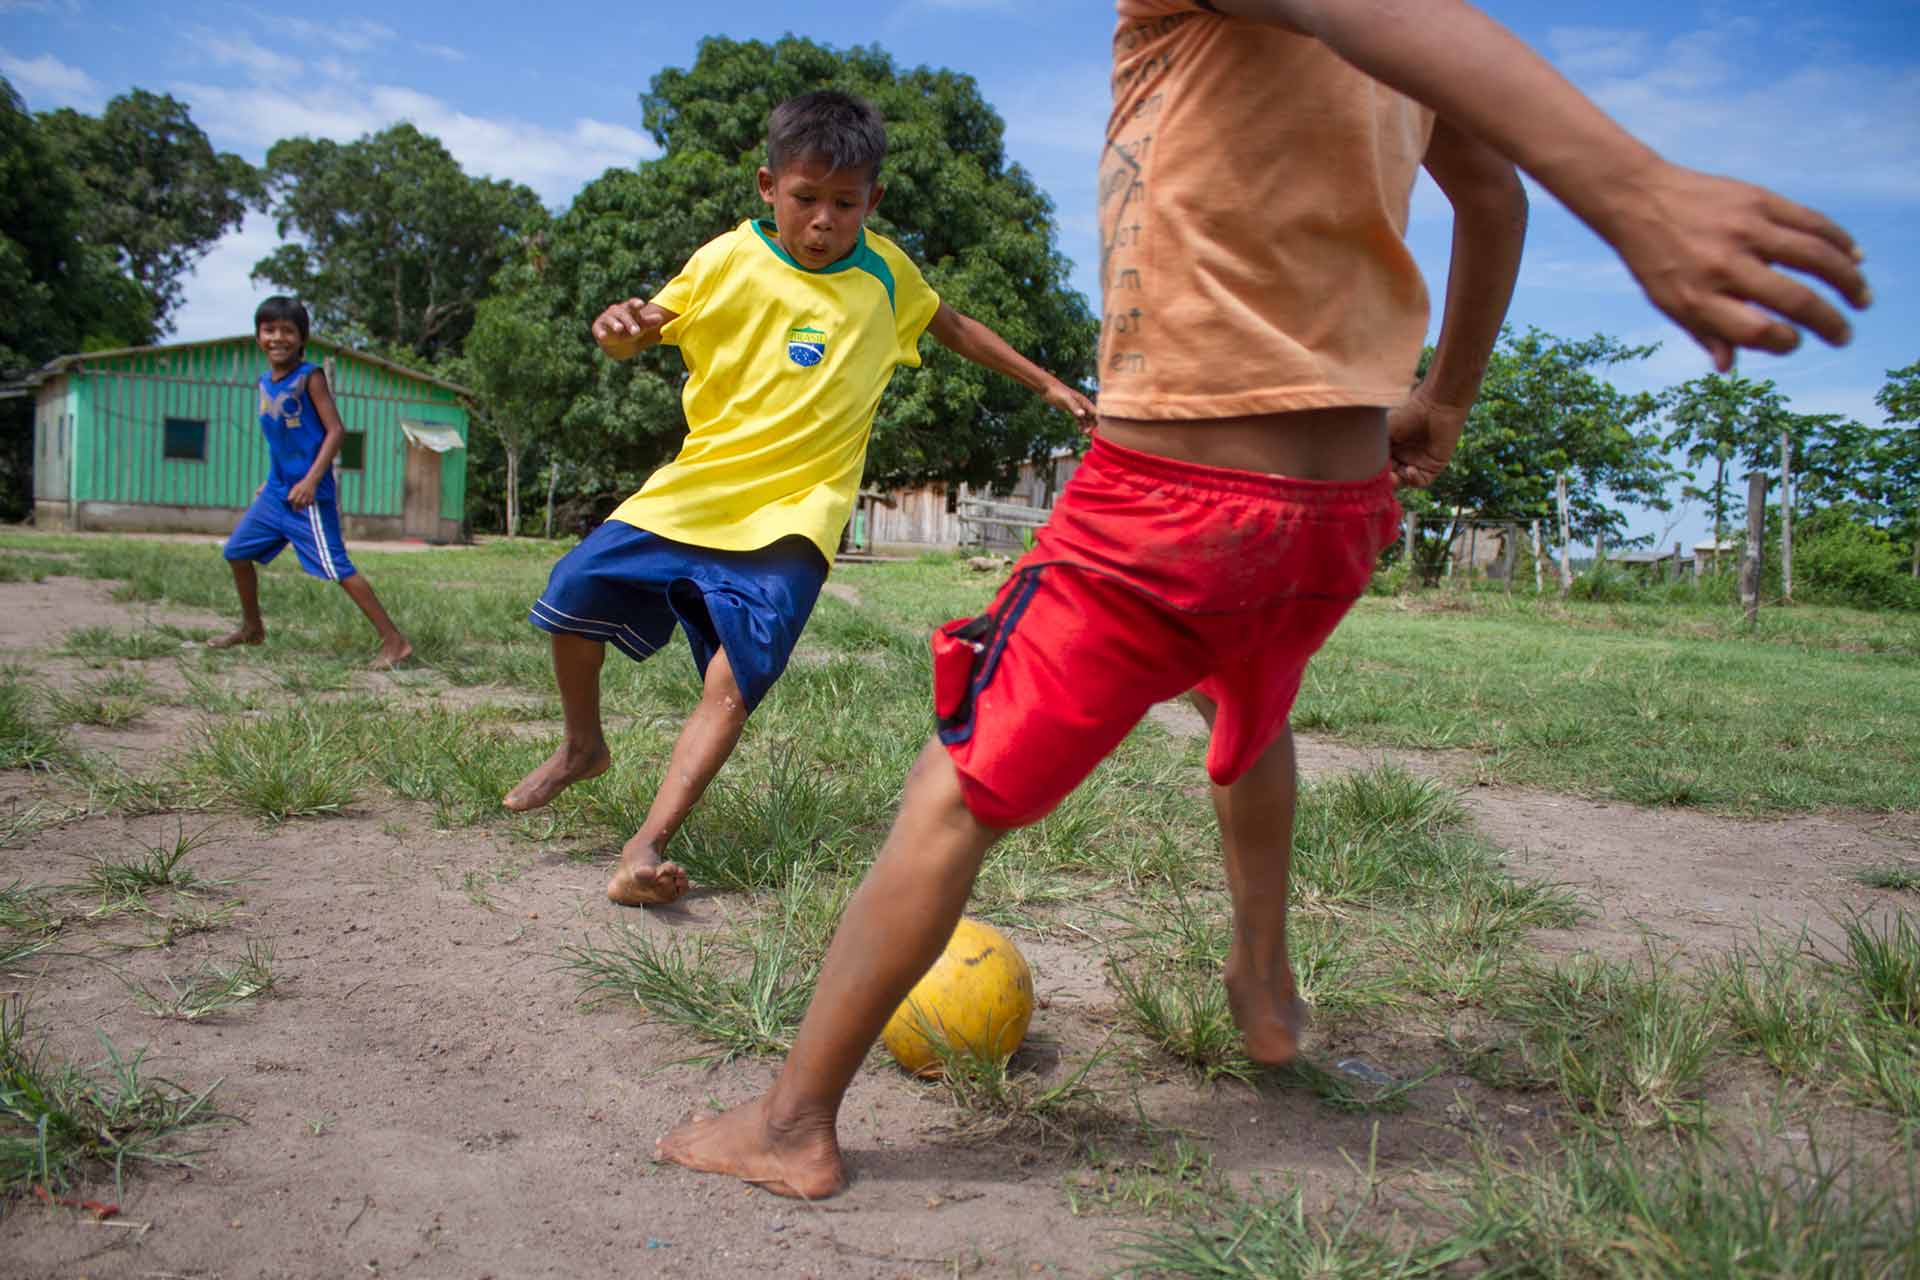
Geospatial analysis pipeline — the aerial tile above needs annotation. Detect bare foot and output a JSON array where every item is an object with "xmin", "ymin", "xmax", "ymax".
[
  {"xmin": 656, "ymin": 1095, "xmax": 846, "ymax": 1200},
  {"xmin": 369, "ymin": 637, "xmax": 414, "ymax": 671},
  {"xmin": 1224, "ymin": 965, "xmax": 1310, "ymax": 1067},
  {"xmin": 206, "ymin": 625, "xmax": 264, "ymax": 650},
  {"xmin": 606, "ymin": 835, "xmax": 691, "ymax": 906},
  {"xmin": 503, "ymin": 741, "xmax": 611, "ymax": 812}
]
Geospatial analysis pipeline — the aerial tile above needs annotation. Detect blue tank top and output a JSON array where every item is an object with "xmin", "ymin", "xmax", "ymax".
[{"xmin": 256, "ymin": 361, "xmax": 335, "ymax": 502}]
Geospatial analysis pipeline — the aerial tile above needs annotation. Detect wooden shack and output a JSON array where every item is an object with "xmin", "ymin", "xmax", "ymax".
[{"xmin": 11, "ymin": 336, "xmax": 471, "ymax": 542}]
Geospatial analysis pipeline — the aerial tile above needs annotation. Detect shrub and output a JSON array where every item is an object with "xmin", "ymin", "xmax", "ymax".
[{"xmin": 1795, "ymin": 520, "xmax": 1920, "ymax": 612}]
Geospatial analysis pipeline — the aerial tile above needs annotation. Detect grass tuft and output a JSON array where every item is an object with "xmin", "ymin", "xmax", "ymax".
[
  {"xmin": 124, "ymin": 941, "xmax": 278, "ymax": 1021},
  {"xmin": 558, "ymin": 922, "xmax": 814, "ymax": 1064},
  {"xmin": 0, "ymin": 997, "xmax": 231, "ymax": 1195}
]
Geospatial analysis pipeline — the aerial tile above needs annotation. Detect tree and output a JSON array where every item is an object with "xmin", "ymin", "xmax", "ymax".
[
  {"xmin": 1, "ymin": 77, "xmax": 152, "ymax": 519},
  {"xmin": 37, "ymin": 90, "xmax": 259, "ymax": 334},
  {"xmin": 1872, "ymin": 361, "xmax": 1920, "ymax": 576},
  {"xmin": 1398, "ymin": 328, "xmax": 1670, "ymax": 581},
  {"xmin": 453, "ymin": 286, "xmax": 579, "ymax": 535},
  {"xmin": 254, "ymin": 125, "xmax": 547, "ymax": 361},
  {"xmin": 1662, "ymin": 373, "xmax": 1795, "ymax": 545},
  {"xmin": 527, "ymin": 35, "xmax": 1097, "ymax": 500}
]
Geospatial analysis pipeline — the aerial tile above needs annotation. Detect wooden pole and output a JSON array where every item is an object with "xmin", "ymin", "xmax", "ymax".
[
  {"xmin": 1742, "ymin": 471, "xmax": 1767, "ymax": 625},
  {"xmin": 1780, "ymin": 431, "xmax": 1794, "ymax": 604},
  {"xmin": 1531, "ymin": 519, "xmax": 1544, "ymax": 593},
  {"xmin": 1671, "ymin": 540, "xmax": 1684, "ymax": 585},
  {"xmin": 1501, "ymin": 521, "xmax": 1518, "ymax": 591},
  {"xmin": 1403, "ymin": 511, "xmax": 1415, "ymax": 566},
  {"xmin": 1556, "ymin": 475, "xmax": 1572, "ymax": 596}
]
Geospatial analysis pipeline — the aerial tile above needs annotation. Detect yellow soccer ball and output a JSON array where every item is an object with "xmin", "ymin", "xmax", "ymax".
[{"xmin": 882, "ymin": 916, "xmax": 1035, "ymax": 1077}]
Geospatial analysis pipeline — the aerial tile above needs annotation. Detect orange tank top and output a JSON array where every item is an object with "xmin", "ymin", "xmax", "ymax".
[{"xmin": 1098, "ymin": 1, "xmax": 1435, "ymax": 419}]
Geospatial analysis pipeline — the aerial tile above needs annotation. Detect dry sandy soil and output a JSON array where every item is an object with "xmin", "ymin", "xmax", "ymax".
[{"xmin": 2, "ymin": 578, "xmax": 1915, "ymax": 1279}]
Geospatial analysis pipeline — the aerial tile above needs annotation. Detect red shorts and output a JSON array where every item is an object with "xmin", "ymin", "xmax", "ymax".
[{"xmin": 934, "ymin": 435, "xmax": 1400, "ymax": 828}]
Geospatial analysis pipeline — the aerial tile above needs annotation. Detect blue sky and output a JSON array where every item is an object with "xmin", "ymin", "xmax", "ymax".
[{"xmin": 4, "ymin": 0, "xmax": 1916, "ymax": 543}]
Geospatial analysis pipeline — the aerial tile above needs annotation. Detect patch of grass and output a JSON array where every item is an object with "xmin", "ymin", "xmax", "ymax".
[
  {"xmin": 1450, "ymin": 1130, "xmax": 1920, "ymax": 1280},
  {"xmin": 1268, "ymin": 1056, "xmax": 1439, "ymax": 1115},
  {"xmin": 1114, "ymin": 1166, "xmax": 1471, "ymax": 1278},
  {"xmin": 1066, "ymin": 1138, "xmax": 1227, "ymax": 1219},
  {"xmin": 1299, "ymin": 596, "xmax": 1920, "ymax": 815},
  {"xmin": 1855, "ymin": 864, "xmax": 1920, "ymax": 893},
  {"xmin": 1469, "ymin": 952, "xmax": 1720, "ymax": 1132},
  {"xmin": 1833, "ymin": 910, "xmax": 1920, "ymax": 1029},
  {"xmin": 669, "ymin": 743, "xmax": 863, "ymax": 890},
  {"xmin": 0, "ymin": 997, "xmax": 231, "ymax": 1195},
  {"xmin": 917, "ymin": 1028, "xmax": 1115, "ymax": 1142},
  {"xmin": 60, "ymin": 624, "xmax": 181, "ymax": 662},
  {"xmin": 124, "ymin": 941, "xmax": 277, "ymax": 1021},
  {"xmin": 0, "ymin": 674, "xmax": 66, "ymax": 771},
  {"xmin": 80, "ymin": 825, "xmax": 216, "ymax": 900},
  {"xmin": 558, "ymin": 922, "xmax": 814, "ymax": 1064},
  {"xmin": 45, "ymin": 669, "xmax": 156, "ymax": 730},
  {"xmin": 0, "ymin": 881, "xmax": 64, "ymax": 939},
  {"xmin": 176, "ymin": 708, "xmax": 365, "ymax": 822}
]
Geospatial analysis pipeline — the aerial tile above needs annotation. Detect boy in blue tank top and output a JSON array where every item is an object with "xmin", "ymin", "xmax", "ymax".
[{"xmin": 209, "ymin": 296, "xmax": 413, "ymax": 669}]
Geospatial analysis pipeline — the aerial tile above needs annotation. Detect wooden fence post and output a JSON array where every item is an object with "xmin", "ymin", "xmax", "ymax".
[
  {"xmin": 1403, "ymin": 511, "xmax": 1415, "ymax": 566},
  {"xmin": 1531, "ymin": 519, "xmax": 1544, "ymax": 593},
  {"xmin": 1742, "ymin": 472, "xmax": 1767, "ymax": 625},
  {"xmin": 1780, "ymin": 431, "xmax": 1794, "ymax": 604},
  {"xmin": 1671, "ymin": 540, "xmax": 1684, "ymax": 585},
  {"xmin": 1556, "ymin": 475, "xmax": 1572, "ymax": 597},
  {"xmin": 1501, "ymin": 521, "xmax": 1518, "ymax": 591}
]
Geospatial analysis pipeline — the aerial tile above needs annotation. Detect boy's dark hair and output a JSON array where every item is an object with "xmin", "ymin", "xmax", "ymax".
[
  {"xmin": 254, "ymin": 296, "xmax": 311, "ymax": 349},
  {"xmin": 767, "ymin": 91, "xmax": 887, "ymax": 183}
]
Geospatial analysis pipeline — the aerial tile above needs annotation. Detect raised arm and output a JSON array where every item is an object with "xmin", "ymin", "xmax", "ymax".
[
  {"xmin": 1389, "ymin": 117, "xmax": 1527, "ymax": 489},
  {"xmin": 592, "ymin": 298, "xmax": 679, "ymax": 361},
  {"xmin": 926, "ymin": 302, "xmax": 1097, "ymax": 429},
  {"xmin": 1204, "ymin": 0, "xmax": 1870, "ymax": 370}
]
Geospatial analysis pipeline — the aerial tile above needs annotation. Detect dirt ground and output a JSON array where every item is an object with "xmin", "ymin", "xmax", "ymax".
[{"xmin": 3, "ymin": 579, "xmax": 1916, "ymax": 1279}]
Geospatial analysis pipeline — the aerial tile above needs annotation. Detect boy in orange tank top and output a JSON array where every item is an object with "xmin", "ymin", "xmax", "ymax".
[{"xmin": 659, "ymin": 0, "xmax": 1871, "ymax": 1199}]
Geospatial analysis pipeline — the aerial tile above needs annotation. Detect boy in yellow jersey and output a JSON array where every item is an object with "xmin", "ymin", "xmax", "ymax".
[
  {"xmin": 505, "ymin": 91, "xmax": 1096, "ymax": 907},
  {"xmin": 656, "ymin": 0, "xmax": 1870, "ymax": 1199}
]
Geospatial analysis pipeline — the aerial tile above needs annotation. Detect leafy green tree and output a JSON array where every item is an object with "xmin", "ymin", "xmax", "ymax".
[
  {"xmin": 37, "ymin": 90, "xmax": 259, "ymax": 334},
  {"xmin": 527, "ymin": 35, "xmax": 1096, "ymax": 499},
  {"xmin": 1661, "ymin": 373, "xmax": 1797, "ymax": 544},
  {"xmin": 1, "ymin": 77, "xmax": 152, "ymax": 519},
  {"xmin": 254, "ymin": 124, "xmax": 547, "ymax": 361},
  {"xmin": 452, "ymin": 286, "xmax": 580, "ymax": 535},
  {"xmin": 1872, "ymin": 361, "xmax": 1920, "ymax": 575},
  {"xmin": 1398, "ymin": 328, "xmax": 1670, "ymax": 580}
]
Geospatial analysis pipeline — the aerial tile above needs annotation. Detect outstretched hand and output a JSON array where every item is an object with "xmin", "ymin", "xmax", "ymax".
[
  {"xmin": 1387, "ymin": 393, "xmax": 1469, "ymax": 490},
  {"xmin": 1044, "ymin": 381, "xmax": 1098, "ymax": 434},
  {"xmin": 592, "ymin": 298, "xmax": 667, "ymax": 359},
  {"xmin": 1607, "ymin": 162, "xmax": 1870, "ymax": 372}
]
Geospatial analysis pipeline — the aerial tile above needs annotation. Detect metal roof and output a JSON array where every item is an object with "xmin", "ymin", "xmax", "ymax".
[{"xmin": 2, "ymin": 334, "xmax": 474, "ymax": 399}]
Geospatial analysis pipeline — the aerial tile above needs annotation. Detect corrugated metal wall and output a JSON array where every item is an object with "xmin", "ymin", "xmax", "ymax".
[{"xmin": 65, "ymin": 338, "xmax": 468, "ymax": 521}]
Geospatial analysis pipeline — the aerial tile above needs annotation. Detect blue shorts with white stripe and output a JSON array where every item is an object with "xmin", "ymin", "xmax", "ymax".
[
  {"xmin": 223, "ymin": 491, "xmax": 358, "ymax": 582},
  {"xmin": 529, "ymin": 521, "xmax": 826, "ymax": 713}
]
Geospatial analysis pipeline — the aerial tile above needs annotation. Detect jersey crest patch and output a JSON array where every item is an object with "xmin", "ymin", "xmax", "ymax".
[{"xmin": 786, "ymin": 324, "xmax": 827, "ymax": 368}]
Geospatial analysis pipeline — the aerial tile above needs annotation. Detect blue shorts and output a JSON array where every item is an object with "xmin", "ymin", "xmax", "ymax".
[
  {"xmin": 528, "ymin": 522, "xmax": 827, "ymax": 712},
  {"xmin": 223, "ymin": 492, "xmax": 357, "ymax": 582}
]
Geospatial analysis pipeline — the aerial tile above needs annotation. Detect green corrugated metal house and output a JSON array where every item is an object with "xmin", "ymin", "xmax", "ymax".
[{"xmin": 11, "ymin": 336, "xmax": 471, "ymax": 542}]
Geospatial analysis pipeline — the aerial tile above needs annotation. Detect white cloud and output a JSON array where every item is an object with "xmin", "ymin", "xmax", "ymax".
[
  {"xmin": 415, "ymin": 42, "xmax": 465, "ymax": 63},
  {"xmin": 168, "ymin": 210, "xmax": 284, "ymax": 345},
  {"xmin": 1546, "ymin": 27, "xmax": 1650, "ymax": 79},
  {"xmin": 278, "ymin": 16, "xmax": 396, "ymax": 54},
  {"xmin": 1569, "ymin": 28, "xmax": 1920, "ymax": 202},
  {"xmin": 194, "ymin": 31, "xmax": 303, "ymax": 83},
  {"xmin": 175, "ymin": 77, "xmax": 656, "ymax": 204},
  {"xmin": 0, "ymin": 47, "xmax": 101, "ymax": 109}
]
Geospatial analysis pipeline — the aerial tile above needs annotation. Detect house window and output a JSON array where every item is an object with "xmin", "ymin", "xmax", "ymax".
[
  {"xmin": 338, "ymin": 430, "xmax": 366, "ymax": 471},
  {"xmin": 163, "ymin": 417, "xmax": 207, "ymax": 462}
]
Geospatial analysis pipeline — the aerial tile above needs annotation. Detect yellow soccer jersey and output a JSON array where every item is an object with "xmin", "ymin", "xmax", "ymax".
[{"xmin": 608, "ymin": 219, "xmax": 941, "ymax": 565}]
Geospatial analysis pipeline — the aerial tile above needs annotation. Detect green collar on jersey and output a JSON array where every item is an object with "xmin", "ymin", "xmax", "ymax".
[{"xmin": 751, "ymin": 219, "xmax": 897, "ymax": 312}]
